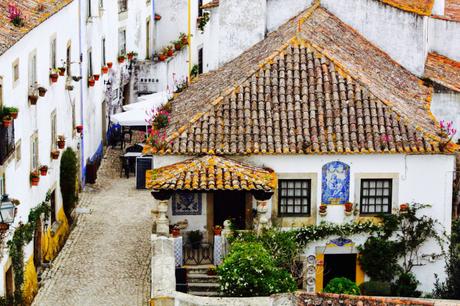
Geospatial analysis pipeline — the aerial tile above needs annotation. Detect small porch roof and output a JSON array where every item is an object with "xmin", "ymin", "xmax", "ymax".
[{"xmin": 146, "ymin": 155, "xmax": 277, "ymax": 192}]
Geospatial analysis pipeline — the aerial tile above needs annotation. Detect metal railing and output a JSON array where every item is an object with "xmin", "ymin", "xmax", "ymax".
[
  {"xmin": 0, "ymin": 122, "xmax": 14, "ymax": 165},
  {"xmin": 183, "ymin": 242, "xmax": 213, "ymax": 265}
]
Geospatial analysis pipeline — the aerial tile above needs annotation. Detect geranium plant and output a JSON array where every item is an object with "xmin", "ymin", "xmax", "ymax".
[{"xmin": 8, "ymin": 3, "xmax": 24, "ymax": 27}]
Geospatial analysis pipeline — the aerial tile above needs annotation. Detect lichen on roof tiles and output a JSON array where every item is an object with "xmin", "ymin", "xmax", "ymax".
[
  {"xmin": 0, "ymin": 0, "xmax": 73, "ymax": 56},
  {"xmin": 424, "ymin": 52, "xmax": 460, "ymax": 92},
  {"xmin": 146, "ymin": 155, "xmax": 277, "ymax": 191},
  {"xmin": 379, "ymin": 0, "xmax": 434, "ymax": 15}
]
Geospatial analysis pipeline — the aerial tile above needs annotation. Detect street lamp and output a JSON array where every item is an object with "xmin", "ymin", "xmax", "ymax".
[{"xmin": 0, "ymin": 195, "xmax": 15, "ymax": 230}]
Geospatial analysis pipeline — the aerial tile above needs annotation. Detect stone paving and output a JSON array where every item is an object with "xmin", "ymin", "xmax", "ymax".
[{"xmin": 33, "ymin": 148, "xmax": 153, "ymax": 306}]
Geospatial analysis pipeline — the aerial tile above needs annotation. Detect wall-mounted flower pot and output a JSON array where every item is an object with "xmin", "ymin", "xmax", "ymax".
[
  {"xmin": 174, "ymin": 43, "xmax": 182, "ymax": 51},
  {"xmin": 2, "ymin": 118, "xmax": 12, "ymax": 128},
  {"xmin": 400, "ymin": 203, "xmax": 409, "ymax": 212},
  {"xmin": 10, "ymin": 112, "xmax": 18, "ymax": 120},
  {"xmin": 213, "ymin": 228, "xmax": 222, "ymax": 236},
  {"xmin": 107, "ymin": 62, "xmax": 113, "ymax": 68},
  {"xmin": 29, "ymin": 95, "xmax": 39, "ymax": 105},
  {"xmin": 118, "ymin": 57, "xmax": 125, "ymax": 63},
  {"xmin": 101, "ymin": 66, "xmax": 109, "ymax": 74},
  {"xmin": 51, "ymin": 150, "xmax": 60, "ymax": 159},
  {"xmin": 30, "ymin": 176, "xmax": 40, "ymax": 186},
  {"xmin": 155, "ymin": 14, "xmax": 161, "ymax": 21},
  {"xmin": 58, "ymin": 67, "xmax": 66, "ymax": 76},
  {"xmin": 127, "ymin": 53, "xmax": 134, "ymax": 60},
  {"xmin": 159, "ymin": 54, "xmax": 167, "ymax": 62},
  {"xmin": 76, "ymin": 125, "xmax": 83, "ymax": 133},
  {"xmin": 93, "ymin": 74, "xmax": 100, "ymax": 81},
  {"xmin": 40, "ymin": 167, "xmax": 48, "ymax": 176},
  {"xmin": 57, "ymin": 140, "xmax": 65, "ymax": 149},
  {"xmin": 50, "ymin": 73, "xmax": 59, "ymax": 83},
  {"xmin": 88, "ymin": 78, "xmax": 95, "ymax": 87},
  {"xmin": 171, "ymin": 228, "xmax": 181, "ymax": 238},
  {"xmin": 38, "ymin": 87, "xmax": 47, "ymax": 97},
  {"xmin": 181, "ymin": 37, "xmax": 188, "ymax": 45},
  {"xmin": 167, "ymin": 49, "xmax": 174, "ymax": 57}
]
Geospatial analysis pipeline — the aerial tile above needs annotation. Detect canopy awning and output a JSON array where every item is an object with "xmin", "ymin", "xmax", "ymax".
[
  {"xmin": 110, "ymin": 109, "xmax": 148, "ymax": 126},
  {"xmin": 146, "ymin": 155, "xmax": 277, "ymax": 192},
  {"xmin": 123, "ymin": 91, "xmax": 170, "ymax": 111}
]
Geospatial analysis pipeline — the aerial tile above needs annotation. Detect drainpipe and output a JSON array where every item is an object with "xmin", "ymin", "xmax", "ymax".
[
  {"xmin": 152, "ymin": 0, "xmax": 155, "ymax": 59},
  {"xmin": 78, "ymin": 0, "xmax": 85, "ymax": 188},
  {"xmin": 188, "ymin": 0, "xmax": 192, "ymax": 83}
]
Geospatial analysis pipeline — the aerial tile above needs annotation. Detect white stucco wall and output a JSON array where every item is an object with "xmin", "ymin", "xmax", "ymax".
[
  {"xmin": 154, "ymin": 153, "xmax": 454, "ymax": 292},
  {"xmin": 428, "ymin": 18, "xmax": 460, "ymax": 62},
  {"xmin": 430, "ymin": 91, "xmax": 460, "ymax": 142},
  {"xmin": 321, "ymin": 0, "xmax": 428, "ymax": 76},
  {"xmin": 266, "ymin": 0, "xmax": 312, "ymax": 32}
]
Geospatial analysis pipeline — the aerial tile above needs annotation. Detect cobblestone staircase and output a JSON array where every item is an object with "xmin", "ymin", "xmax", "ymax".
[{"xmin": 186, "ymin": 266, "xmax": 220, "ymax": 297}]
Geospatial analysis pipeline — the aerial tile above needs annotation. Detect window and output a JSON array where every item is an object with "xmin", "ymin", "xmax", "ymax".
[
  {"xmin": 360, "ymin": 179, "xmax": 392, "ymax": 214},
  {"xmin": 15, "ymin": 139, "xmax": 21, "ymax": 164},
  {"xmin": 66, "ymin": 43, "xmax": 72, "ymax": 77},
  {"xmin": 12, "ymin": 60, "xmax": 19, "ymax": 84},
  {"xmin": 198, "ymin": 0, "xmax": 203, "ymax": 17},
  {"xmin": 99, "ymin": 0, "xmax": 104, "ymax": 9},
  {"xmin": 50, "ymin": 190, "xmax": 56, "ymax": 224},
  {"xmin": 87, "ymin": 0, "xmax": 92, "ymax": 17},
  {"xmin": 51, "ymin": 111, "xmax": 57, "ymax": 149},
  {"xmin": 101, "ymin": 38, "xmax": 106, "ymax": 65},
  {"xmin": 278, "ymin": 179, "xmax": 311, "ymax": 216},
  {"xmin": 198, "ymin": 47, "xmax": 203, "ymax": 74},
  {"xmin": 146, "ymin": 19, "xmax": 151, "ymax": 59},
  {"xmin": 0, "ymin": 173, "xmax": 5, "ymax": 195},
  {"xmin": 30, "ymin": 133, "xmax": 39, "ymax": 171},
  {"xmin": 71, "ymin": 100, "xmax": 76, "ymax": 131},
  {"xmin": 118, "ymin": 28, "xmax": 126, "ymax": 55},
  {"xmin": 28, "ymin": 52, "xmax": 37, "ymax": 89},
  {"xmin": 88, "ymin": 49, "xmax": 93, "ymax": 77},
  {"xmin": 118, "ymin": 0, "xmax": 128, "ymax": 13},
  {"xmin": 0, "ymin": 76, "xmax": 3, "ymax": 109},
  {"xmin": 50, "ymin": 37, "xmax": 57, "ymax": 69}
]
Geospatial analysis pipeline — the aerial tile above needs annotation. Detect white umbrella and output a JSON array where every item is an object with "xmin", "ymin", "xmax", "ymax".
[
  {"xmin": 123, "ymin": 91, "xmax": 170, "ymax": 111},
  {"xmin": 110, "ymin": 109, "xmax": 149, "ymax": 126}
]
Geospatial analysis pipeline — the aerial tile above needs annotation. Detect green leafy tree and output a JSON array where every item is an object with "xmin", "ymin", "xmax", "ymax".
[
  {"xmin": 218, "ymin": 242, "xmax": 296, "ymax": 297},
  {"xmin": 60, "ymin": 148, "xmax": 78, "ymax": 222}
]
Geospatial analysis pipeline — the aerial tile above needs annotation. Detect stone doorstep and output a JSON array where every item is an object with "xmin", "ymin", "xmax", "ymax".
[
  {"xmin": 187, "ymin": 291, "xmax": 222, "ymax": 297},
  {"xmin": 186, "ymin": 274, "xmax": 219, "ymax": 282},
  {"xmin": 188, "ymin": 282, "xmax": 220, "ymax": 288}
]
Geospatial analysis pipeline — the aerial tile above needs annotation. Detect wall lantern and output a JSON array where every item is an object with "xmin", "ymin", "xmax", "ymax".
[{"xmin": 0, "ymin": 194, "xmax": 16, "ymax": 229}]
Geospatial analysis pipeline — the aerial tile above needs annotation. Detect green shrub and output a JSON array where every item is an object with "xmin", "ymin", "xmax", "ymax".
[
  {"xmin": 323, "ymin": 277, "xmax": 360, "ymax": 295},
  {"xmin": 217, "ymin": 242, "xmax": 296, "ymax": 297},
  {"xmin": 60, "ymin": 148, "xmax": 78, "ymax": 222},
  {"xmin": 359, "ymin": 280, "xmax": 392, "ymax": 296},
  {"xmin": 358, "ymin": 236, "xmax": 400, "ymax": 282},
  {"xmin": 392, "ymin": 272, "xmax": 421, "ymax": 297}
]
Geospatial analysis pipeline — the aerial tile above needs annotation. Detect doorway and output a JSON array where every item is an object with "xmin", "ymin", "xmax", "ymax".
[
  {"xmin": 33, "ymin": 219, "xmax": 42, "ymax": 268},
  {"xmin": 5, "ymin": 265, "xmax": 13, "ymax": 297},
  {"xmin": 323, "ymin": 254, "xmax": 357, "ymax": 288},
  {"xmin": 213, "ymin": 191, "xmax": 247, "ymax": 229}
]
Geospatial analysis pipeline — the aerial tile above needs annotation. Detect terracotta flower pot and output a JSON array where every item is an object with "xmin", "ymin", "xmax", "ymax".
[
  {"xmin": 213, "ymin": 228, "xmax": 222, "ymax": 236},
  {"xmin": 171, "ymin": 228, "xmax": 181, "ymax": 238},
  {"xmin": 51, "ymin": 151, "xmax": 60, "ymax": 159},
  {"xmin": 57, "ymin": 140, "xmax": 65, "ymax": 149},
  {"xmin": 31, "ymin": 177, "xmax": 40, "ymax": 186},
  {"xmin": 50, "ymin": 73, "xmax": 59, "ymax": 83},
  {"xmin": 118, "ymin": 57, "xmax": 125, "ymax": 63},
  {"xmin": 58, "ymin": 67, "xmax": 66, "ymax": 76},
  {"xmin": 107, "ymin": 62, "xmax": 113, "ymax": 68},
  {"xmin": 101, "ymin": 66, "xmax": 109, "ymax": 74},
  {"xmin": 88, "ymin": 79, "xmax": 95, "ymax": 87},
  {"xmin": 3, "ymin": 119, "xmax": 12, "ymax": 128},
  {"xmin": 167, "ymin": 49, "xmax": 174, "ymax": 57},
  {"xmin": 175, "ymin": 43, "xmax": 182, "ymax": 51},
  {"xmin": 128, "ymin": 53, "xmax": 134, "ymax": 60},
  {"xmin": 10, "ymin": 112, "xmax": 18, "ymax": 120},
  {"xmin": 93, "ymin": 74, "xmax": 100, "ymax": 81},
  {"xmin": 76, "ymin": 125, "xmax": 83, "ymax": 133},
  {"xmin": 29, "ymin": 95, "xmax": 39, "ymax": 105},
  {"xmin": 155, "ymin": 14, "xmax": 161, "ymax": 21},
  {"xmin": 38, "ymin": 87, "xmax": 47, "ymax": 97},
  {"xmin": 400, "ymin": 203, "xmax": 409, "ymax": 212},
  {"xmin": 159, "ymin": 54, "xmax": 167, "ymax": 62},
  {"xmin": 344, "ymin": 202, "xmax": 353, "ymax": 212},
  {"xmin": 40, "ymin": 168, "xmax": 48, "ymax": 176},
  {"xmin": 181, "ymin": 37, "xmax": 188, "ymax": 45}
]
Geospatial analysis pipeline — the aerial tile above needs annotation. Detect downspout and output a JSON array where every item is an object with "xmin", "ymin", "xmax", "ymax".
[
  {"xmin": 152, "ymin": 0, "xmax": 155, "ymax": 59},
  {"xmin": 188, "ymin": 0, "xmax": 192, "ymax": 83},
  {"xmin": 78, "ymin": 0, "xmax": 85, "ymax": 188}
]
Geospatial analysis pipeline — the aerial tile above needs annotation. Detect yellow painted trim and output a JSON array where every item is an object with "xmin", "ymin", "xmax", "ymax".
[
  {"xmin": 356, "ymin": 254, "xmax": 365, "ymax": 285},
  {"xmin": 315, "ymin": 253, "xmax": 324, "ymax": 292},
  {"xmin": 23, "ymin": 256, "xmax": 38, "ymax": 305},
  {"xmin": 42, "ymin": 207, "xmax": 69, "ymax": 261}
]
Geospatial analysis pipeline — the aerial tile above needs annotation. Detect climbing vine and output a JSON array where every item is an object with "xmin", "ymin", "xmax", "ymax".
[{"xmin": 4, "ymin": 192, "xmax": 51, "ymax": 304}]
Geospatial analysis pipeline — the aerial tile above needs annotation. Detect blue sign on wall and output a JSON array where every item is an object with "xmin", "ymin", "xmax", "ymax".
[{"xmin": 321, "ymin": 161, "xmax": 350, "ymax": 204}]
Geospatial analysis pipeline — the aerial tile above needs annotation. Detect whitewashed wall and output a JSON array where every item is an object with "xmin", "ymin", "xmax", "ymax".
[
  {"xmin": 266, "ymin": 0, "xmax": 312, "ymax": 32},
  {"xmin": 431, "ymin": 91, "xmax": 460, "ymax": 142},
  {"xmin": 428, "ymin": 18, "xmax": 460, "ymax": 62}
]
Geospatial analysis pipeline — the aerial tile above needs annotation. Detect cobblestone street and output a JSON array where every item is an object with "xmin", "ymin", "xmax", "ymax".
[{"xmin": 33, "ymin": 149, "xmax": 153, "ymax": 306}]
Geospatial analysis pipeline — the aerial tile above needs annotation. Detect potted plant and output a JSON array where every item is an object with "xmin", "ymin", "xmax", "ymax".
[
  {"xmin": 57, "ymin": 135, "xmax": 66, "ymax": 149},
  {"xmin": 107, "ymin": 62, "xmax": 113, "ymax": 68},
  {"xmin": 51, "ymin": 150, "xmax": 60, "ymax": 160},
  {"xmin": 88, "ymin": 77, "xmax": 95, "ymax": 87},
  {"xmin": 101, "ymin": 66, "xmax": 109, "ymax": 74},
  {"xmin": 76, "ymin": 125, "xmax": 83, "ymax": 133},
  {"xmin": 2, "ymin": 115, "xmax": 12, "ymax": 128},
  {"xmin": 30, "ymin": 171, "xmax": 40, "ymax": 186},
  {"xmin": 166, "ymin": 46, "xmax": 174, "ymax": 57},
  {"xmin": 58, "ymin": 66, "xmax": 66, "ymax": 76},
  {"xmin": 118, "ymin": 55, "xmax": 126, "ymax": 63},
  {"xmin": 213, "ymin": 225, "xmax": 222, "ymax": 236},
  {"xmin": 344, "ymin": 202, "xmax": 353, "ymax": 216},
  {"xmin": 39, "ymin": 165, "xmax": 48, "ymax": 176},
  {"xmin": 127, "ymin": 51, "xmax": 137, "ymax": 60},
  {"xmin": 319, "ymin": 204, "xmax": 328, "ymax": 217},
  {"xmin": 180, "ymin": 33, "xmax": 188, "ymax": 45},
  {"xmin": 4, "ymin": 107, "xmax": 18, "ymax": 120},
  {"xmin": 93, "ymin": 74, "xmax": 100, "ymax": 81},
  {"xmin": 38, "ymin": 86, "xmax": 47, "ymax": 97},
  {"xmin": 29, "ymin": 93, "xmax": 39, "ymax": 105},
  {"xmin": 171, "ymin": 225, "xmax": 181, "ymax": 238},
  {"xmin": 187, "ymin": 230, "xmax": 203, "ymax": 249},
  {"xmin": 173, "ymin": 40, "xmax": 182, "ymax": 51},
  {"xmin": 154, "ymin": 13, "xmax": 161, "ymax": 21},
  {"xmin": 400, "ymin": 203, "xmax": 409, "ymax": 212},
  {"xmin": 49, "ymin": 69, "xmax": 59, "ymax": 83},
  {"xmin": 8, "ymin": 3, "xmax": 24, "ymax": 27},
  {"xmin": 158, "ymin": 53, "xmax": 167, "ymax": 62},
  {"xmin": 207, "ymin": 266, "xmax": 217, "ymax": 276}
]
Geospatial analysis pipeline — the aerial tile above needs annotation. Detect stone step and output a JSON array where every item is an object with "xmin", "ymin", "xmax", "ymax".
[
  {"xmin": 188, "ymin": 282, "xmax": 220, "ymax": 292},
  {"xmin": 187, "ymin": 291, "xmax": 222, "ymax": 297},
  {"xmin": 186, "ymin": 267, "xmax": 213, "ymax": 274},
  {"xmin": 187, "ymin": 274, "xmax": 219, "ymax": 283}
]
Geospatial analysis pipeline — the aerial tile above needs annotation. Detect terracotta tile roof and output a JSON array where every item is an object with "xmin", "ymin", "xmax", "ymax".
[
  {"xmin": 146, "ymin": 155, "xmax": 277, "ymax": 191},
  {"xmin": 424, "ymin": 52, "xmax": 460, "ymax": 92},
  {"xmin": 445, "ymin": 0, "xmax": 460, "ymax": 21},
  {"xmin": 378, "ymin": 0, "xmax": 434, "ymax": 15},
  {"xmin": 0, "ymin": 0, "xmax": 73, "ymax": 56},
  {"xmin": 149, "ymin": 5, "xmax": 452, "ymax": 156},
  {"xmin": 201, "ymin": 0, "xmax": 219, "ymax": 9}
]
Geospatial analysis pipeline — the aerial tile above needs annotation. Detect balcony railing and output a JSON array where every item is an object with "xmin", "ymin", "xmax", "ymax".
[
  {"xmin": 118, "ymin": 0, "xmax": 128, "ymax": 13},
  {"xmin": 0, "ymin": 122, "xmax": 15, "ymax": 165}
]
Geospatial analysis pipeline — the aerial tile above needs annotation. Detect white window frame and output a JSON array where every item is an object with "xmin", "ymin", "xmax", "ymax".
[
  {"xmin": 354, "ymin": 173, "xmax": 399, "ymax": 215},
  {"xmin": 30, "ymin": 132, "xmax": 39, "ymax": 171}
]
